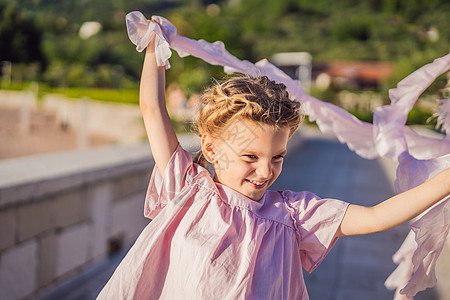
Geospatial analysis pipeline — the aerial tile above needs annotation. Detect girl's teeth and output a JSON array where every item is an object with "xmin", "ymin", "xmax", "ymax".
[{"xmin": 250, "ymin": 180, "xmax": 264, "ymax": 186}]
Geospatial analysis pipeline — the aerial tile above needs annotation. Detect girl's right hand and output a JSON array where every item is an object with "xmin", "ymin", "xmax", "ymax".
[{"xmin": 146, "ymin": 23, "xmax": 156, "ymax": 54}]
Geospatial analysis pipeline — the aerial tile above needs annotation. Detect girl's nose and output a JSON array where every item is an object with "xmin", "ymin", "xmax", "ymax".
[{"xmin": 256, "ymin": 161, "xmax": 272, "ymax": 179}]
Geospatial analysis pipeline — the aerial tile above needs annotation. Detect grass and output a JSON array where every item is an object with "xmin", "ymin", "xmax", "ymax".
[
  {"xmin": 47, "ymin": 87, "xmax": 139, "ymax": 105},
  {"xmin": 1, "ymin": 81, "xmax": 139, "ymax": 105}
]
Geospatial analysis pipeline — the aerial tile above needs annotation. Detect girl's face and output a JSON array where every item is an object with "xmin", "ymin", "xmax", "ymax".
[{"xmin": 208, "ymin": 119, "xmax": 290, "ymax": 201}]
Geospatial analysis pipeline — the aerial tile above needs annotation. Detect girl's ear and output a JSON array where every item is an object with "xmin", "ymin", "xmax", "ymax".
[{"xmin": 201, "ymin": 133, "xmax": 217, "ymax": 163}]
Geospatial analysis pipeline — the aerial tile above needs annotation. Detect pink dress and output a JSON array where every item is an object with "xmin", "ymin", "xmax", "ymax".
[{"xmin": 97, "ymin": 144, "xmax": 349, "ymax": 299}]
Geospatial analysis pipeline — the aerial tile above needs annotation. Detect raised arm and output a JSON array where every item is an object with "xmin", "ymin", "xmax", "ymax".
[
  {"xmin": 140, "ymin": 36, "xmax": 179, "ymax": 176},
  {"xmin": 336, "ymin": 168, "xmax": 450, "ymax": 237}
]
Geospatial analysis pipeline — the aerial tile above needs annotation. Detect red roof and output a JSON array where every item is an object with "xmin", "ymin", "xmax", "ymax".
[{"xmin": 324, "ymin": 61, "xmax": 394, "ymax": 83}]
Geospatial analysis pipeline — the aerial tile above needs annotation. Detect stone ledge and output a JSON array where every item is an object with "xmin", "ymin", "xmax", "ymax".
[{"xmin": 0, "ymin": 134, "xmax": 200, "ymax": 207}]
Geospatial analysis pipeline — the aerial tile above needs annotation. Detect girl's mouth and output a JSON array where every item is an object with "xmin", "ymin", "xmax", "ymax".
[{"xmin": 245, "ymin": 179, "xmax": 267, "ymax": 189}]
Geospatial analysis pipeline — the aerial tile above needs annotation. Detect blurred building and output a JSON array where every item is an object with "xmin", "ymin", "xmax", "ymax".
[{"xmin": 313, "ymin": 61, "xmax": 394, "ymax": 90}]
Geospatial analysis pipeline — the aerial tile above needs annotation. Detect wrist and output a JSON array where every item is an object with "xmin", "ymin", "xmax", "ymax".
[
  {"xmin": 146, "ymin": 35, "xmax": 157, "ymax": 54},
  {"xmin": 444, "ymin": 168, "xmax": 450, "ymax": 195},
  {"xmin": 145, "ymin": 46, "xmax": 156, "ymax": 55},
  {"xmin": 436, "ymin": 168, "xmax": 450, "ymax": 196}
]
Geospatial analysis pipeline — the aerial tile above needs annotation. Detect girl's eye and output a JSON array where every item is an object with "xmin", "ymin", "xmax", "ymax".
[
  {"xmin": 242, "ymin": 154, "xmax": 257, "ymax": 160},
  {"xmin": 273, "ymin": 155, "xmax": 285, "ymax": 160}
]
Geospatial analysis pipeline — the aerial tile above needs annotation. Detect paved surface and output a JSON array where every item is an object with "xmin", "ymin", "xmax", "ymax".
[{"xmin": 38, "ymin": 126, "xmax": 448, "ymax": 300}]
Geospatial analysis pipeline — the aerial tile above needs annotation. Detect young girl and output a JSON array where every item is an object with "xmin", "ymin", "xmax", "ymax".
[{"xmin": 97, "ymin": 36, "xmax": 450, "ymax": 299}]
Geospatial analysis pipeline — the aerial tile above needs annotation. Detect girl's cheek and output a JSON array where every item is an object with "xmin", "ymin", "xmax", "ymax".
[
  {"xmin": 239, "ymin": 160, "xmax": 252, "ymax": 168},
  {"xmin": 273, "ymin": 163, "xmax": 283, "ymax": 176}
]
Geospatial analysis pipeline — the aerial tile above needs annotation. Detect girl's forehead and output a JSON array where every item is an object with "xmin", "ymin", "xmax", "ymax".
[
  {"xmin": 218, "ymin": 118, "xmax": 289, "ymax": 153},
  {"xmin": 219, "ymin": 119, "xmax": 265, "ymax": 142}
]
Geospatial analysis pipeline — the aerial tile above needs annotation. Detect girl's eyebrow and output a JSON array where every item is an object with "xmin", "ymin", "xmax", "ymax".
[
  {"xmin": 241, "ymin": 149, "xmax": 287, "ymax": 156},
  {"xmin": 277, "ymin": 150, "xmax": 288, "ymax": 156}
]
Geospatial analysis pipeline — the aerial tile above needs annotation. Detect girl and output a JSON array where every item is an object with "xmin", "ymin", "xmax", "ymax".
[{"xmin": 97, "ymin": 36, "xmax": 450, "ymax": 299}]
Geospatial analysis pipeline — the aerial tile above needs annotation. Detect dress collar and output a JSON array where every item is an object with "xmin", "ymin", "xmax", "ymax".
[{"xmin": 215, "ymin": 182, "xmax": 267, "ymax": 211}]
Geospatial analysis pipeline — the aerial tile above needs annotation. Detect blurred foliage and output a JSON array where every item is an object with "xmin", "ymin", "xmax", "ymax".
[
  {"xmin": 0, "ymin": 0, "xmax": 449, "ymax": 121},
  {"xmin": 346, "ymin": 108, "xmax": 374, "ymax": 124},
  {"xmin": 171, "ymin": 117, "xmax": 195, "ymax": 134},
  {"xmin": 0, "ymin": 2, "xmax": 45, "ymax": 64},
  {"xmin": 406, "ymin": 107, "xmax": 434, "ymax": 126}
]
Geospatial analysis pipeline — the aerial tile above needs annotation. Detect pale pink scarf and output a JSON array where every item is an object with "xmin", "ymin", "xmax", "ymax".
[{"xmin": 126, "ymin": 11, "xmax": 450, "ymax": 299}]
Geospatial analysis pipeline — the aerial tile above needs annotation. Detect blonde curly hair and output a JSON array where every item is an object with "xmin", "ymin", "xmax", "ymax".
[{"xmin": 193, "ymin": 75, "xmax": 303, "ymax": 166}]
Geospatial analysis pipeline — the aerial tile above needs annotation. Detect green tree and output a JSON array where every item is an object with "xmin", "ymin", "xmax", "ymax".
[{"xmin": 0, "ymin": 2, "xmax": 44, "ymax": 64}]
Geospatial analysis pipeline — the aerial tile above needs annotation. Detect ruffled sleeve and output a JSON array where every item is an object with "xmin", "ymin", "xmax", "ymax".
[
  {"xmin": 282, "ymin": 190, "xmax": 349, "ymax": 273},
  {"xmin": 144, "ymin": 143, "xmax": 200, "ymax": 219}
]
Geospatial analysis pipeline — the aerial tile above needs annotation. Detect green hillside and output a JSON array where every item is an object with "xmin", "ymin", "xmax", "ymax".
[{"xmin": 1, "ymin": 0, "xmax": 449, "ymax": 93}]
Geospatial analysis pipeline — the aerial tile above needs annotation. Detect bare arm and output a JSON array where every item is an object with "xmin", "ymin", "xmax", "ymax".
[
  {"xmin": 140, "ymin": 36, "xmax": 179, "ymax": 176},
  {"xmin": 336, "ymin": 168, "xmax": 450, "ymax": 237}
]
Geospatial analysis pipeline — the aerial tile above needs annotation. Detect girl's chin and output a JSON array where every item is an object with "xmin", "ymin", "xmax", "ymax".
[{"xmin": 243, "ymin": 188, "xmax": 266, "ymax": 201}]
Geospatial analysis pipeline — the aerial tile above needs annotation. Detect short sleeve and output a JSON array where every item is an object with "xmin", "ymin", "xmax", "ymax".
[
  {"xmin": 144, "ymin": 144, "xmax": 200, "ymax": 219},
  {"xmin": 282, "ymin": 190, "xmax": 349, "ymax": 273}
]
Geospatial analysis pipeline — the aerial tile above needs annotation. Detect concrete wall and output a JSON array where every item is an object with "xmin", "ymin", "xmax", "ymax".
[
  {"xmin": 0, "ymin": 90, "xmax": 37, "ymax": 110},
  {"xmin": 42, "ymin": 94, "xmax": 145, "ymax": 145},
  {"xmin": 0, "ymin": 90, "xmax": 146, "ymax": 145},
  {"xmin": 0, "ymin": 136, "xmax": 199, "ymax": 300}
]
